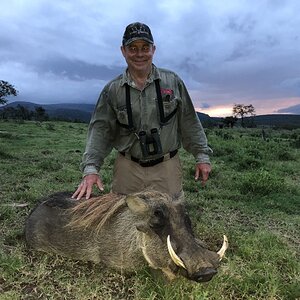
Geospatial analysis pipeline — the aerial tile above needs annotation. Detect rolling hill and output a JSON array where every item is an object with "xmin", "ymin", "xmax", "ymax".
[
  {"xmin": 1, "ymin": 101, "xmax": 95, "ymax": 123},
  {"xmin": 1, "ymin": 101, "xmax": 300, "ymax": 128}
]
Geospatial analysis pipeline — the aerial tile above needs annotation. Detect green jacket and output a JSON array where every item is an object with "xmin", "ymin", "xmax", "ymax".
[{"xmin": 81, "ymin": 65, "xmax": 212, "ymax": 176}]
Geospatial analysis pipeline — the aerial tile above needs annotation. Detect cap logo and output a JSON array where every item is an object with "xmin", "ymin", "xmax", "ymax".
[{"xmin": 129, "ymin": 26, "xmax": 149, "ymax": 36}]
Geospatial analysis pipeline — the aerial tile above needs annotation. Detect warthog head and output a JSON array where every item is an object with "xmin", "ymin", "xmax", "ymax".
[{"xmin": 123, "ymin": 190, "xmax": 228, "ymax": 282}]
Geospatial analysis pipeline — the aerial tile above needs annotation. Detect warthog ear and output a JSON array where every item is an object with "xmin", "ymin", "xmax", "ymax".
[{"xmin": 126, "ymin": 195, "xmax": 149, "ymax": 214}]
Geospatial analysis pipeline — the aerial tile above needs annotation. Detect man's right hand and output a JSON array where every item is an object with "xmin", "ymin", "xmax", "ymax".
[{"xmin": 72, "ymin": 174, "xmax": 104, "ymax": 200}]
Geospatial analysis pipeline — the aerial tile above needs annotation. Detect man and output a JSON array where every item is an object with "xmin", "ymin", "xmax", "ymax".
[{"xmin": 72, "ymin": 22, "xmax": 212, "ymax": 200}]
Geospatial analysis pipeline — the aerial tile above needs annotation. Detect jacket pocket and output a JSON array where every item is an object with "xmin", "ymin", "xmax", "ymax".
[
  {"xmin": 116, "ymin": 107, "xmax": 131, "ymax": 135},
  {"xmin": 162, "ymin": 94, "xmax": 178, "ymax": 119},
  {"xmin": 116, "ymin": 106, "xmax": 129, "ymax": 125}
]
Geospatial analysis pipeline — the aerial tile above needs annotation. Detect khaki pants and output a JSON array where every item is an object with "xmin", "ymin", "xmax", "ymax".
[{"xmin": 111, "ymin": 153, "xmax": 183, "ymax": 196}]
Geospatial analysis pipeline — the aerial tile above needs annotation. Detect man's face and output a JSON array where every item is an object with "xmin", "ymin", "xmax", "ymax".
[{"xmin": 121, "ymin": 40, "xmax": 156, "ymax": 74}]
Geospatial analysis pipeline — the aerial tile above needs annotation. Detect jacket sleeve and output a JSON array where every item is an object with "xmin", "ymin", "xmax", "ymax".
[
  {"xmin": 81, "ymin": 83, "xmax": 117, "ymax": 175},
  {"xmin": 177, "ymin": 77, "xmax": 213, "ymax": 164}
]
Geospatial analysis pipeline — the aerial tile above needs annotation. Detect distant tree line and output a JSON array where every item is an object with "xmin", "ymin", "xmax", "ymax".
[
  {"xmin": 0, "ymin": 104, "xmax": 49, "ymax": 122},
  {"xmin": 1, "ymin": 80, "xmax": 48, "ymax": 122}
]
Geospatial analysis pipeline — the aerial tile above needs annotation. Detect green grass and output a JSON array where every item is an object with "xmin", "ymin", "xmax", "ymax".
[{"xmin": 0, "ymin": 121, "xmax": 299, "ymax": 299}]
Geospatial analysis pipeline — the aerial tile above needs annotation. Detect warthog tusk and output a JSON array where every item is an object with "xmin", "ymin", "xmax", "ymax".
[
  {"xmin": 217, "ymin": 235, "xmax": 229, "ymax": 261},
  {"xmin": 167, "ymin": 235, "xmax": 187, "ymax": 270}
]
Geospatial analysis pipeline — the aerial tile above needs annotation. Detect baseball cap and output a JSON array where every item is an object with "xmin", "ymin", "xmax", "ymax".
[{"xmin": 122, "ymin": 22, "xmax": 154, "ymax": 46}]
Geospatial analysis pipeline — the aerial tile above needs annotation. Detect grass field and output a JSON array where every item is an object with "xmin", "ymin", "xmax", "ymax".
[{"xmin": 0, "ymin": 120, "xmax": 299, "ymax": 300}]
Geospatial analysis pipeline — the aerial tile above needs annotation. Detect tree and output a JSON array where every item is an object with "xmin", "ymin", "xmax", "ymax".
[
  {"xmin": 233, "ymin": 104, "xmax": 255, "ymax": 127},
  {"xmin": 0, "ymin": 80, "xmax": 18, "ymax": 105},
  {"xmin": 0, "ymin": 107, "xmax": 17, "ymax": 119},
  {"xmin": 222, "ymin": 116, "xmax": 238, "ymax": 128},
  {"xmin": 34, "ymin": 106, "xmax": 49, "ymax": 122},
  {"xmin": 15, "ymin": 104, "xmax": 32, "ymax": 120},
  {"xmin": 0, "ymin": 105, "xmax": 32, "ymax": 120}
]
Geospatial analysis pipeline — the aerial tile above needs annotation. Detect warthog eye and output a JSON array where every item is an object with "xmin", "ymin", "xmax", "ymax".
[
  {"xmin": 149, "ymin": 207, "xmax": 167, "ymax": 230},
  {"xmin": 154, "ymin": 208, "xmax": 165, "ymax": 219}
]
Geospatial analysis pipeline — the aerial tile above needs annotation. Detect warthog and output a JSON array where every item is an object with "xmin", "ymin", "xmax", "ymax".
[{"xmin": 25, "ymin": 190, "xmax": 228, "ymax": 282}]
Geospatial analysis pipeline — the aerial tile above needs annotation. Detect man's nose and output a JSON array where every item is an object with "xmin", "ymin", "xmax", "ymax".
[{"xmin": 134, "ymin": 48, "xmax": 146, "ymax": 55}]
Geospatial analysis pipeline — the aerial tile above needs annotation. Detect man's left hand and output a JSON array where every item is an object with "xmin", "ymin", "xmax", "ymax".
[{"xmin": 194, "ymin": 163, "xmax": 211, "ymax": 187}]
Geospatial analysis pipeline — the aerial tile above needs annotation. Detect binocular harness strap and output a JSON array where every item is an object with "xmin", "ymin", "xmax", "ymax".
[
  {"xmin": 125, "ymin": 83, "xmax": 135, "ymax": 131},
  {"xmin": 117, "ymin": 80, "xmax": 178, "ymax": 132}
]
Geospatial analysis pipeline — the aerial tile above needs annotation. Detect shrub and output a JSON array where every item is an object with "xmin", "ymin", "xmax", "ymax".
[
  {"xmin": 276, "ymin": 149, "xmax": 296, "ymax": 161},
  {"xmin": 0, "ymin": 149, "xmax": 15, "ymax": 159},
  {"xmin": 238, "ymin": 169, "xmax": 285, "ymax": 196},
  {"xmin": 0, "ymin": 131, "xmax": 13, "ymax": 138},
  {"xmin": 291, "ymin": 137, "xmax": 300, "ymax": 149},
  {"xmin": 235, "ymin": 155, "xmax": 263, "ymax": 170},
  {"xmin": 45, "ymin": 123, "xmax": 55, "ymax": 131}
]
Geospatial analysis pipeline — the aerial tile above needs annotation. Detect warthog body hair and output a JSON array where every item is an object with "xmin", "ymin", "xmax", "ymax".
[{"xmin": 25, "ymin": 190, "xmax": 225, "ymax": 282}]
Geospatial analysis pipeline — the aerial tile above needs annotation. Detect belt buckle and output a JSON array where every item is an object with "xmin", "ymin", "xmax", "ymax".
[
  {"xmin": 140, "ymin": 157, "xmax": 154, "ymax": 165},
  {"xmin": 121, "ymin": 150, "xmax": 177, "ymax": 167}
]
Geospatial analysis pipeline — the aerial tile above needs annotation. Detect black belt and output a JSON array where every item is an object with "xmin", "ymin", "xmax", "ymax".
[{"xmin": 120, "ymin": 150, "xmax": 178, "ymax": 167}]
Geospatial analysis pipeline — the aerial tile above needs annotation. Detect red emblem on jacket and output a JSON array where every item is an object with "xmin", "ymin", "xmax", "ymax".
[{"xmin": 160, "ymin": 88, "xmax": 173, "ymax": 95}]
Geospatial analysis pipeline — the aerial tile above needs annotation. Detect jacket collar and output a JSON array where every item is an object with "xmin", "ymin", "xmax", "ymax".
[{"xmin": 119, "ymin": 64, "xmax": 161, "ymax": 87}]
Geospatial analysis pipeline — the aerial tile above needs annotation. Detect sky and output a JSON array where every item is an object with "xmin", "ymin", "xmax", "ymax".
[{"xmin": 1, "ymin": 0, "xmax": 300, "ymax": 117}]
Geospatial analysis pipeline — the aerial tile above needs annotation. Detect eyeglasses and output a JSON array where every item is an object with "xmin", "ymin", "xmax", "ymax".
[{"xmin": 126, "ymin": 45, "xmax": 152, "ymax": 54}]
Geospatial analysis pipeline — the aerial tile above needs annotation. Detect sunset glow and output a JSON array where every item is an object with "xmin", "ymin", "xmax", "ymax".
[
  {"xmin": 196, "ymin": 105, "xmax": 234, "ymax": 117},
  {"xmin": 195, "ymin": 97, "xmax": 300, "ymax": 117}
]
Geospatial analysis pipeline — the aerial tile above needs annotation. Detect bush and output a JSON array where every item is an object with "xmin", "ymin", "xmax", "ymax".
[
  {"xmin": 238, "ymin": 169, "xmax": 285, "ymax": 196},
  {"xmin": 45, "ymin": 123, "xmax": 55, "ymax": 131},
  {"xmin": 235, "ymin": 155, "xmax": 263, "ymax": 170},
  {"xmin": 291, "ymin": 137, "xmax": 300, "ymax": 149},
  {"xmin": 276, "ymin": 149, "xmax": 296, "ymax": 161}
]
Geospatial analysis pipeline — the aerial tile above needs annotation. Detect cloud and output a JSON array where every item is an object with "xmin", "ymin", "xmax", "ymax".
[
  {"xmin": 277, "ymin": 104, "xmax": 300, "ymax": 114},
  {"xmin": 0, "ymin": 0, "xmax": 300, "ymax": 115},
  {"xmin": 35, "ymin": 57, "xmax": 123, "ymax": 81}
]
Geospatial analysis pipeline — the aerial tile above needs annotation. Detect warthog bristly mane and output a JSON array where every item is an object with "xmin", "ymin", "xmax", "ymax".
[{"xmin": 66, "ymin": 193, "xmax": 126, "ymax": 233}]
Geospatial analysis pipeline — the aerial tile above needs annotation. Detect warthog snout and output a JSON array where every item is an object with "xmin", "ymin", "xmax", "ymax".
[
  {"xmin": 25, "ymin": 190, "xmax": 228, "ymax": 282},
  {"xmin": 191, "ymin": 268, "xmax": 218, "ymax": 282},
  {"xmin": 166, "ymin": 234, "xmax": 227, "ymax": 282}
]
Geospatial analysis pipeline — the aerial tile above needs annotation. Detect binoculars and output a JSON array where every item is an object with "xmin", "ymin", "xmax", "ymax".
[{"xmin": 139, "ymin": 128, "xmax": 162, "ymax": 158}]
